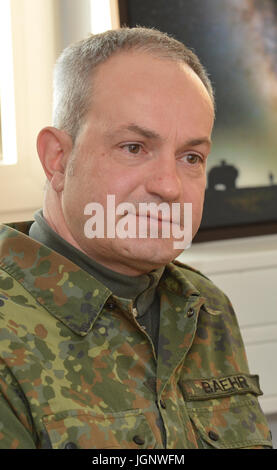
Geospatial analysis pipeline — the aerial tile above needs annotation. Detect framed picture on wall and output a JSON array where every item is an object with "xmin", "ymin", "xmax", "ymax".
[{"xmin": 119, "ymin": 0, "xmax": 277, "ymax": 242}]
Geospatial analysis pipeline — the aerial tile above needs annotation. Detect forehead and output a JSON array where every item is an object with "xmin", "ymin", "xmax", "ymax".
[
  {"xmin": 92, "ymin": 50, "xmax": 210, "ymax": 101},
  {"xmin": 85, "ymin": 51, "xmax": 214, "ymax": 137}
]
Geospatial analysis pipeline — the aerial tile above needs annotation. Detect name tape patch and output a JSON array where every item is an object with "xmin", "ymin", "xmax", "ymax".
[{"xmin": 181, "ymin": 373, "xmax": 262, "ymax": 400}]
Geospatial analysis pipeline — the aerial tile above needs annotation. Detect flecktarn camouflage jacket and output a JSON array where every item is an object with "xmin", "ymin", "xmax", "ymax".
[{"xmin": 0, "ymin": 222, "xmax": 273, "ymax": 449}]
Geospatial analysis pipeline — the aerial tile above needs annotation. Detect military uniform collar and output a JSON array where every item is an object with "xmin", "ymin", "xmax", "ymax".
[
  {"xmin": 167, "ymin": 259, "xmax": 223, "ymax": 316},
  {"xmin": 161, "ymin": 261, "xmax": 201, "ymax": 298},
  {"xmin": 0, "ymin": 223, "xmax": 112, "ymax": 336},
  {"xmin": 0, "ymin": 223, "xmax": 216, "ymax": 337},
  {"xmin": 29, "ymin": 210, "xmax": 165, "ymax": 304}
]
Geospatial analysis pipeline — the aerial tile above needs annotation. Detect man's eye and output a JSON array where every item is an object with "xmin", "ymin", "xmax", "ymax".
[
  {"xmin": 184, "ymin": 153, "xmax": 202, "ymax": 164},
  {"xmin": 125, "ymin": 144, "xmax": 141, "ymax": 154}
]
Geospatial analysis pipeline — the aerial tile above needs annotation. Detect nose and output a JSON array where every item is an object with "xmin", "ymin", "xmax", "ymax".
[{"xmin": 145, "ymin": 156, "xmax": 182, "ymax": 202}]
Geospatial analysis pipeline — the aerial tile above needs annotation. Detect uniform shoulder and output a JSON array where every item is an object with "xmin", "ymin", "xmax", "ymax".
[
  {"xmin": 171, "ymin": 259, "xmax": 229, "ymax": 311},
  {"xmin": 172, "ymin": 259, "xmax": 212, "ymax": 282}
]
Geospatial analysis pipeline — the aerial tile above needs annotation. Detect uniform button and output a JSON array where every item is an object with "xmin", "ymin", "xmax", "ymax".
[
  {"xmin": 208, "ymin": 430, "xmax": 219, "ymax": 441},
  {"xmin": 106, "ymin": 301, "xmax": 116, "ymax": 310},
  {"xmin": 187, "ymin": 308, "xmax": 194, "ymax": 318},
  {"xmin": 160, "ymin": 399, "xmax": 166, "ymax": 409},
  {"xmin": 64, "ymin": 441, "xmax": 78, "ymax": 449},
  {"xmin": 133, "ymin": 435, "xmax": 145, "ymax": 445}
]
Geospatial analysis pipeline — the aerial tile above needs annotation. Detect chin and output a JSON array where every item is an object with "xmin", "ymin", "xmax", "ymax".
[{"xmin": 119, "ymin": 238, "xmax": 184, "ymax": 267}]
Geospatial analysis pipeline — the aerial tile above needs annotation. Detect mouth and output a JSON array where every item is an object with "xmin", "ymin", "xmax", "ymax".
[
  {"xmin": 135, "ymin": 212, "xmax": 172, "ymax": 223},
  {"xmin": 118, "ymin": 203, "xmax": 186, "ymax": 229},
  {"xmin": 134, "ymin": 213, "xmax": 185, "ymax": 230}
]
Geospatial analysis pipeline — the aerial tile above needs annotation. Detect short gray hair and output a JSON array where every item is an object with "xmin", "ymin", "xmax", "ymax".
[{"xmin": 53, "ymin": 27, "xmax": 214, "ymax": 142}]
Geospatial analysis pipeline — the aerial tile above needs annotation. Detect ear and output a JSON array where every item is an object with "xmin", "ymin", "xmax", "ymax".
[{"xmin": 37, "ymin": 127, "xmax": 73, "ymax": 192}]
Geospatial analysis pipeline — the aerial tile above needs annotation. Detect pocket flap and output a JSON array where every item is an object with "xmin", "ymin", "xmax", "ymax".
[
  {"xmin": 188, "ymin": 397, "xmax": 272, "ymax": 449},
  {"xmin": 42, "ymin": 408, "xmax": 158, "ymax": 449}
]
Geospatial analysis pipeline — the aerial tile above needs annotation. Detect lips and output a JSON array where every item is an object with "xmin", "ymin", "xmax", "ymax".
[
  {"xmin": 119, "ymin": 202, "xmax": 185, "ymax": 229},
  {"xmin": 134, "ymin": 213, "xmax": 185, "ymax": 230},
  {"xmin": 137, "ymin": 212, "xmax": 170, "ymax": 222}
]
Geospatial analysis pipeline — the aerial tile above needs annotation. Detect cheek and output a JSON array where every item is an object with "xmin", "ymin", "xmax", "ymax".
[
  {"xmin": 182, "ymin": 175, "xmax": 206, "ymax": 202},
  {"xmin": 104, "ymin": 167, "xmax": 143, "ymax": 205},
  {"xmin": 182, "ymin": 179, "xmax": 206, "ymax": 223},
  {"xmin": 195, "ymin": 185, "xmax": 206, "ymax": 214}
]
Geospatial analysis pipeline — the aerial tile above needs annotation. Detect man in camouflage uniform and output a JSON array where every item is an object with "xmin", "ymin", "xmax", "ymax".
[{"xmin": 0, "ymin": 27, "xmax": 272, "ymax": 449}]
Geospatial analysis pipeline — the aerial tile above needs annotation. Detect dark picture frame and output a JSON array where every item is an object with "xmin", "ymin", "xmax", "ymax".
[{"xmin": 118, "ymin": 0, "xmax": 277, "ymax": 243}]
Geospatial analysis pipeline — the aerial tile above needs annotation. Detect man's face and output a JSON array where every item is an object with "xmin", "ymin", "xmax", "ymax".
[{"xmin": 61, "ymin": 51, "xmax": 214, "ymax": 275}]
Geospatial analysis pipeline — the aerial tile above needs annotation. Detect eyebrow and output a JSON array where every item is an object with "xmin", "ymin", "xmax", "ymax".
[
  {"xmin": 107, "ymin": 123, "xmax": 161, "ymax": 141},
  {"xmin": 106, "ymin": 123, "xmax": 212, "ymax": 147},
  {"xmin": 184, "ymin": 137, "xmax": 212, "ymax": 147}
]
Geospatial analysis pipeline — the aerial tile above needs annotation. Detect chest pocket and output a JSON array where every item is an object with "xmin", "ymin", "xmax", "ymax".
[
  {"xmin": 179, "ymin": 373, "xmax": 273, "ymax": 449},
  {"xmin": 42, "ymin": 408, "xmax": 158, "ymax": 449}
]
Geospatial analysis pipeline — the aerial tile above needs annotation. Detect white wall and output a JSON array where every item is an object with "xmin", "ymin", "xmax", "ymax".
[
  {"xmin": 0, "ymin": 0, "xmax": 61, "ymax": 223},
  {"xmin": 59, "ymin": 0, "xmax": 91, "ymax": 51},
  {"xmin": 0, "ymin": 0, "xmax": 120, "ymax": 224}
]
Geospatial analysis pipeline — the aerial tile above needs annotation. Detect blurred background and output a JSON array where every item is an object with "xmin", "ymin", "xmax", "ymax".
[{"xmin": 0, "ymin": 0, "xmax": 276, "ymax": 447}]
